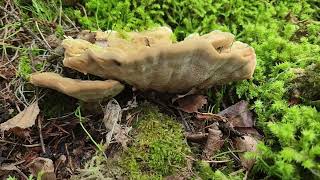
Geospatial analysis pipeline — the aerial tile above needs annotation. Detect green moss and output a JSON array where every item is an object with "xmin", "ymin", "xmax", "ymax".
[
  {"xmin": 121, "ymin": 104, "xmax": 191, "ymax": 179},
  {"xmin": 72, "ymin": 104, "xmax": 191, "ymax": 179},
  {"xmin": 196, "ymin": 161, "xmax": 244, "ymax": 180},
  {"xmin": 17, "ymin": 55, "xmax": 32, "ymax": 80}
]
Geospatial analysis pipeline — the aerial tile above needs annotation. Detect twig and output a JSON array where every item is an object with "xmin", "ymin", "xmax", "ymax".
[
  {"xmin": 35, "ymin": 21, "xmax": 52, "ymax": 50},
  {"xmin": 227, "ymin": 147, "xmax": 241, "ymax": 162},
  {"xmin": 204, "ymin": 159, "xmax": 232, "ymax": 163},
  {"xmin": 0, "ymin": 139, "xmax": 41, "ymax": 148},
  {"xmin": 38, "ymin": 115, "xmax": 46, "ymax": 154},
  {"xmin": 63, "ymin": 13, "xmax": 79, "ymax": 31},
  {"xmin": 195, "ymin": 112, "xmax": 228, "ymax": 122},
  {"xmin": 178, "ymin": 110, "xmax": 193, "ymax": 132},
  {"xmin": 52, "ymin": 123, "xmax": 70, "ymax": 134},
  {"xmin": 65, "ymin": 143, "xmax": 75, "ymax": 172},
  {"xmin": 243, "ymin": 170, "xmax": 249, "ymax": 180},
  {"xmin": 185, "ymin": 132, "xmax": 208, "ymax": 142},
  {"xmin": 16, "ymin": 167, "xmax": 29, "ymax": 180}
]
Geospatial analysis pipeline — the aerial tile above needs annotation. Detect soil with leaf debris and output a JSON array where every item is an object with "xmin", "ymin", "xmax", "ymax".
[{"xmin": 1, "ymin": 0, "xmax": 320, "ymax": 180}]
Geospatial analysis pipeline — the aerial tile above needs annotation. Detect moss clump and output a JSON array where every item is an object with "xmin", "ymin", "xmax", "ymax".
[
  {"xmin": 73, "ymin": 104, "xmax": 191, "ymax": 179},
  {"xmin": 196, "ymin": 161, "xmax": 244, "ymax": 180},
  {"xmin": 121, "ymin": 104, "xmax": 191, "ymax": 179},
  {"xmin": 17, "ymin": 55, "xmax": 32, "ymax": 80}
]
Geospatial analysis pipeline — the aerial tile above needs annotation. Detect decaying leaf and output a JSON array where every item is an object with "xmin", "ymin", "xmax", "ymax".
[
  {"xmin": 103, "ymin": 99, "xmax": 122, "ymax": 132},
  {"xmin": 10, "ymin": 127, "xmax": 32, "ymax": 141},
  {"xmin": 103, "ymin": 99, "xmax": 131, "ymax": 148},
  {"xmin": 233, "ymin": 135, "xmax": 258, "ymax": 170},
  {"xmin": 218, "ymin": 100, "xmax": 253, "ymax": 128},
  {"xmin": 27, "ymin": 157, "xmax": 56, "ymax": 180},
  {"xmin": 0, "ymin": 163, "xmax": 18, "ymax": 176},
  {"xmin": 202, "ymin": 123, "xmax": 224, "ymax": 160},
  {"xmin": 177, "ymin": 95, "xmax": 207, "ymax": 113},
  {"xmin": 0, "ymin": 101, "xmax": 39, "ymax": 131},
  {"xmin": 30, "ymin": 72, "xmax": 124, "ymax": 102}
]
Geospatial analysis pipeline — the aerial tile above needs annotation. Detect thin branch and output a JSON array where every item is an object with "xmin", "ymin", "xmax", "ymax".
[{"xmin": 0, "ymin": 139, "xmax": 41, "ymax": 148}]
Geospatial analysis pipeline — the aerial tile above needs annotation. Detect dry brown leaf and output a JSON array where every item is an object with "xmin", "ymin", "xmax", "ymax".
[
  {"xmin": 103, "ymin": 99, "xmax": 122, "ymax": 132},
  {"xmin": 233, "ymin": 135, "xmax": 258, "ymax": 170},
  {"xmin": 103, "ymin": 99, "xmax": 131, "ymax": 148},
  {"xmin": 27, "ymin": 157, "xmax": 56, "ymax": 180},
  {"xmin": 218, "ymin": 100, "xmax": 253, "ymax": 128},
  {"xmin": 0, "ymin": 101, "xmax": 39, "ymax": 131},
  {"xmin": 0, "ymin": 163, "xmax": 18, "ymax": 176},
  {"xmin": 10, "ymin": 127, "xmax": 32, "ymax": 141},
  {"xmin": 202, "ymin": 123, "xmax": 224, "ymax": 160},
  {"xmin": 177, "ymin": 95, "xmax": 207, "ymax": 113}
]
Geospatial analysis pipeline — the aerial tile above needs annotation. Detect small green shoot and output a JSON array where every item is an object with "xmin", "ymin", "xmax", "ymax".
[{"xmin": 75, "ymin": 106, "xmax": 107, "ymax": 158}]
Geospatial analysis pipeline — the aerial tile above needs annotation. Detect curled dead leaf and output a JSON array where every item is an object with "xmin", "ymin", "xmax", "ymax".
[
  {"xmin": 0, "ymin": 163, "xmax": 18, "ymax": 176},
  {"xmin": 202, "ymin": 123, "xmax": 224, "ymax": 160},
  {"xmin": 218, "ymin": 100, "xmax": 253, "ymax": 128},
  {"xmin": 177, "ymin": 95, "xmax": 207, "ymax": 113},
  {"xmin": 103, "ymin": 99, "xmax": 122, "ymax": 132},
  {"xmin": 233, "ymin": 135, "xmax": 258, "ymax": 170},
  {"xmin": 0, "ymin": 101, "xmax": 39, "ymax": 131},
  {"xmin": 27, "ymin": 157, "xmax": 56, "ymax": 180},
  {"xmin": 103, "ymin": 99, "xmax": 131, "ymax": 149}
]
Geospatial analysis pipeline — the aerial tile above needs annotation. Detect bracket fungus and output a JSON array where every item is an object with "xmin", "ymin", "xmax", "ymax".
[
  {"xmin": 30, "ymin": 72, "xmax": 124, "ymax": 102},
  {"xmin": 30, "ymin": 27, "xmax": 256, "ymax": 101}
]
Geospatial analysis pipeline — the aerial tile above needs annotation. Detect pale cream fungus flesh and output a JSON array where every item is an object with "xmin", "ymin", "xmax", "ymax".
[{"xmin": 30, "ymin": 27, "xmax": 256, "ymax": 102}]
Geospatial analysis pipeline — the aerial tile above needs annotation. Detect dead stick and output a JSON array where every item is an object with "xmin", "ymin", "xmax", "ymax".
[
  {"xmin": 0, "ymin": 140, "xmax": 41, "ymax": 148},
  {"xmin": 185, "ymin": 132, "xmax": 208, "ymax": 142},
  {"xmin": 38, "ymin": 116, "xmax": 46, "ymax": 153}
]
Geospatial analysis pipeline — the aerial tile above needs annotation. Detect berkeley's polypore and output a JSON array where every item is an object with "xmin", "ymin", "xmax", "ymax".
[{"xmin": 30, "ymin": 27, "xmax": 256, "ymax": 101}]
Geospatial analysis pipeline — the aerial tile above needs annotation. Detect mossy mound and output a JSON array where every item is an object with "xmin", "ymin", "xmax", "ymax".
[
  {"xmin": 121, "ymin": 105, "xmax": 191, "ymax": 179},
  {"xmin": 73, "ymin": 104, "xmax": 191, "ymax": 179}
]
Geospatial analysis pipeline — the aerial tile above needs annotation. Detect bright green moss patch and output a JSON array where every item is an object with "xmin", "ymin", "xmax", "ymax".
[
  {"xmin": 121, "ymin": 104, "xmax": 191, "ymax": 179},
  {"xmin": 17, "ymin": 55, "xmax": 32, "ymax": 80}
]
